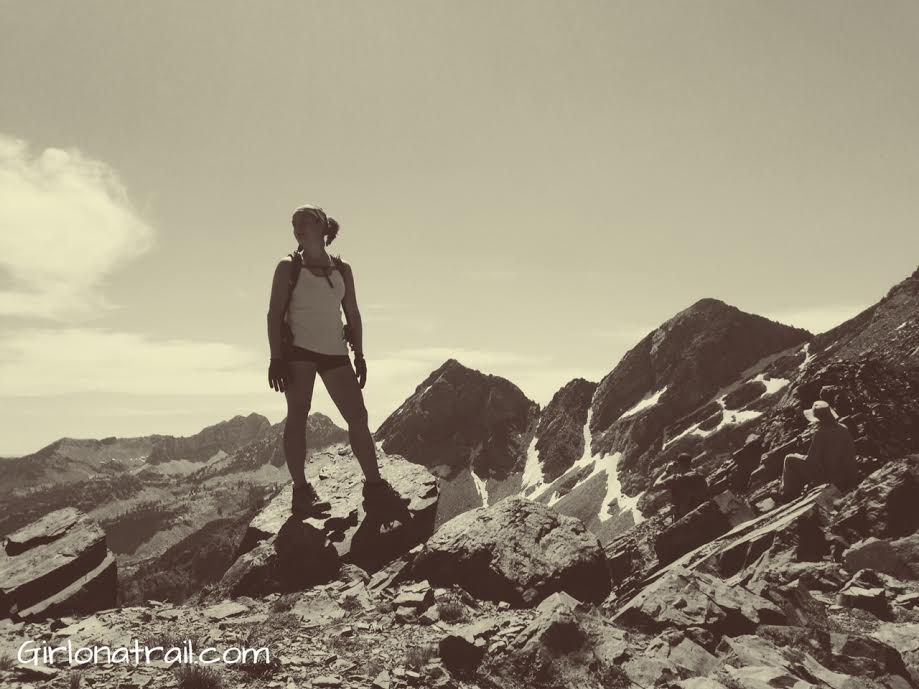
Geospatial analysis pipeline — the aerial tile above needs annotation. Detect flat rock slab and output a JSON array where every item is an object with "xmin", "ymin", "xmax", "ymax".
[
  {"xmin": 0, "ymin": 508, "xmax": 115, "ymax": 619},
  {"xmin": 202, "ymin": 600, "xmax": 249, "ymax": 620},
  {"xmin": 4, "ymin": 507, "xmax": 82, "ymax": 556},
  {"xmin": 612, "ymin": 565, "xmax": 784, "ymax": 635}
]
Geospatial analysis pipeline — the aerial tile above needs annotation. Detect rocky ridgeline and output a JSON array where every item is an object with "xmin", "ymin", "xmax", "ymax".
[{"xmin": 2, "ymin": 456, "xmax": 919, "ymax": 688}]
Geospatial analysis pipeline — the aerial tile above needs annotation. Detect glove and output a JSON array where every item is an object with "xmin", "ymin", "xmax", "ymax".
[
  {"xmin": 354, "ymin": 353, "xmax": 367, "ymax": 389},
  {"xmin": 268, "ymin": 358, "xmax": 288, "ymax": 393}
]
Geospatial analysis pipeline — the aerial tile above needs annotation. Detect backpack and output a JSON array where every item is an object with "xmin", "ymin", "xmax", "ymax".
[{"xmin": 280, "ymin": 251, "xmax": 345, "ymax": 356}]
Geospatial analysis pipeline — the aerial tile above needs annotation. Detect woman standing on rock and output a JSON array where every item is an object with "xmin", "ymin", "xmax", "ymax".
[{"xmin": 266, "ymin": 204, "xmax": 407, "ymax": 519}]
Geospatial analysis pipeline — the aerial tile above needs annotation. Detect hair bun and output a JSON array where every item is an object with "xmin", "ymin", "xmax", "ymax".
[{"xmin": 325, "ymin": 216, "xmax": 340, "ymax": 246}]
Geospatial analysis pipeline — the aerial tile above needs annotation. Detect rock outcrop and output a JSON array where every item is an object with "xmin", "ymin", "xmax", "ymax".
[
  {"xmin": 0, "ymin": 508, "xmax": 116, "ymax": 620},
  {"xmin": 214, "ymin": 444, "xmax": 438, "ymax": 598},
  {"xmin": 527, "ymin": 378, "xmax": 597, "ymax": 486}
]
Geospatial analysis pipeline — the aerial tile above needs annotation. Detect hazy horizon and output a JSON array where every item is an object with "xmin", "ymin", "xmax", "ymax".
[{"xmin": 2, "ymin": 1, "xmax": 919, "ymax": 456}]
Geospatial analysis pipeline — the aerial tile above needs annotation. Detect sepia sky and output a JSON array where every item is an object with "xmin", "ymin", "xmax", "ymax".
[{"xmin": 1, "ymin": 1, "xmax": 918, "ymax": 456}]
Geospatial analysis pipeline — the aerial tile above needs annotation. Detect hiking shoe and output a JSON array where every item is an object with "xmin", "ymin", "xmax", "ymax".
[
  {"xmin": 291, "ymin": 482, "xmax": 331, "ymax": 518},
  {"xmin": 361, "ymin": 478, "xmax": 410, "ymax": 518}
]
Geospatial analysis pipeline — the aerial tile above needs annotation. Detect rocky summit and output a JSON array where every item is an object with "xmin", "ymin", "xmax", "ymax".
[{"xmin": 1, "ymin": 265, "xmax": 918, "ymax": 688}]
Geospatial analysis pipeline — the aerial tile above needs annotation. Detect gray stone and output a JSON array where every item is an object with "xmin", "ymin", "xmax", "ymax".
[{"xmin": 411, "ymin": 497, "xmax": 610, "ymax": 607}]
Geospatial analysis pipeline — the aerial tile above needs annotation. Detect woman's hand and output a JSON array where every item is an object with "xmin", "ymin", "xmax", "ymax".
[
  {"xmin": 269, "ymin": 358, "xmax": 288, "ymax": 393},
  {"xmin": 354, "ymin": 353, "xmax": 367, "ymax": 389}
]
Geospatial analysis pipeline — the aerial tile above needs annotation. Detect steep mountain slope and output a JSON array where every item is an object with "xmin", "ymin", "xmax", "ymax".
[
  {"xmin": 587, "ymin": 298, "xmax": 811, "ymax": 463},
  {"xmin": 374, "ymin": 300, "xmax": 812, "ymax": 540},
  {"xmin": 374, "ymin": 359, "xmax": 539, "ymax": 526},
  {"xmin": 376, "ymin": 359, "xmax": 539, "ymax": 480},
  {"xmin": 813, "ymin": 264, "xmax": 919, "ymax": 367},
  {"xmin": 374, "ymin": 266, "xmax": 918, "ymax": 547}
]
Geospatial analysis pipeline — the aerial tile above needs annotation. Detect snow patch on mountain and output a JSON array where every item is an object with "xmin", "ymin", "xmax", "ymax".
[
  {"xmin": 799, "ymin": 342, "xmax": 815, "ymax": 371},
  {"xmin": 618, "ymin": 386, "xmax": 668, "ymax": 421},
  {"xmin": 752, "ymin": 373, "xmax": 790, "ymax": 396},
  {"xmin": 471, "ymin": 469, "xmax": 489, "ymax": 507},
  {"xmin": 538, "ymin": 409, "xmax": 643, "ymax": 523},
  {"xmin": 596, "ymin": 450, "xmax": 644, "ymax": 524},
  {"xmin": 416, "ymin": 382, "xmax": 435, "ymax": 402},
  {"xmin": 520, "ymin": 434, "xmax": 545, "ymax": 496},
  {"xmin": 695, "ymin": 409, "xmax": 763, "ymax": 440}
]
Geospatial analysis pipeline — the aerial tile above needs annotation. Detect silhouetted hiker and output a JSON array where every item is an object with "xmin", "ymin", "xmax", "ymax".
[
  {"xmin": 780, "ymin": 400, "xmax": 859, "ymax": 501},
  {"xmin": 267, "ymin": 204, "xmax": 410, "ymax": 521},
  {"xmin": 660, "ymin": 452, "xmax": 708, "ymax": 521}
]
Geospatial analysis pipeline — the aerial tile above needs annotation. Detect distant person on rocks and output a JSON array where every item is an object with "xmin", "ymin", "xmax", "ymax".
[
  {"xmin": 660, "ymin": 453, "xmax": 708, "ymax": 521},
  {"xmin": 780, "ymin": 400, "xmax": 859, "ymax": 501},
  {"xmin": 266, "ymin": 204, "xmax": 409, "ymax": 520}
]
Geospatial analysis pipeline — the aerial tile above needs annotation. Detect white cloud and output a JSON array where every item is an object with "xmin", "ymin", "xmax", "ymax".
[
  {"xmin": 0, "ymin": 327, "xmax": 262, "ymax": 397},
  {"xmin": 0, "ymin": 133, "xmax": 155, "ymax": 321}
]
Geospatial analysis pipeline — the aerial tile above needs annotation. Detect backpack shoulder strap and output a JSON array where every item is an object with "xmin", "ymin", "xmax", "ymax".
[{"xmin": 283, "ymin": 251, "xmax": 302, "ymax": 314}]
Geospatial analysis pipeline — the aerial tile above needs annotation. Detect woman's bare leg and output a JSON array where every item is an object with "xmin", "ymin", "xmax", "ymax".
[
  {"xmin": 319, "ymin": 363, "xmax": 382, "ymax": 481},
  {"xmin": 284, "ymin": 360, "xmax": 319, "ymax": 486}
]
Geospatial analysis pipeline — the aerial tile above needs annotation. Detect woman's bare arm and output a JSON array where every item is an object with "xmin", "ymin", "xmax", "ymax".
[
  {"xmin": 267, "ymin": 258, "xmax": 293, "ymax": 359},
  {"xmin": 340, "ymin": 261, "xmax": 364, "ymax": 355}
]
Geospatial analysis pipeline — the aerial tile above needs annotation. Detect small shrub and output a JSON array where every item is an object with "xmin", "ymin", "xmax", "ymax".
[
  {"xmin": 144, "ymin": 626, "xmax": 203, "ymax": 659},
  {"xmin": 269, "ymin": 592, "xmax": 299, "ymax": 613},
  {"xmin": 436, "ymin": 600, "xmax": 468, "ymax": 623},
  {"xmin": 339, "ymin": 593, "xmax": 364, "ymax": 612},
  {"xmin": 0, "ymin": 652, "xmax": 14, "ymax": 671},
  {"xmin": 405, "ymin": 643, "xmax": 437, "ymax": 670},
  {"xmin": 173, "ymin": 663, "xmax": 225, "ymax": 689}
]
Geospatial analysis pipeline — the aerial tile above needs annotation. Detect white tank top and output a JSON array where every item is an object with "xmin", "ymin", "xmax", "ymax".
[{"xmin": 287, "ymin": 256, "xmax": 349, "ymax": 355}]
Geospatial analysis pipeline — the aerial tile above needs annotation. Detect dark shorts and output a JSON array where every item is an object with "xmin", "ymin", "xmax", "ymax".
[{"xmin": 288, "ymin": 346, "xmax": 352, "ymax": 373}]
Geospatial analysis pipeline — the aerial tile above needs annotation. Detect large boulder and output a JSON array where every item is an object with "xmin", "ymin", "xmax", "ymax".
[
  {"xmin": 833, "ymin": 456, "xmax": 919, "ymax": 542},
  {"xmin": 654, "ymin": 491, "xmax": 755, "ymax": 566},
  {"xmin": 0, "ymin": 508, "xmax": 117, "ymax": 620},
  {"xmin": 410, "ymin": 497, "xmax": 611, "ymax": 607},
  {"xmin": 843, "ymin": 534, "xmax": 919, "ymax": 580},
  {"xmin": 216, "ymin": 445, "xmax": 438, "ymax": 598}
]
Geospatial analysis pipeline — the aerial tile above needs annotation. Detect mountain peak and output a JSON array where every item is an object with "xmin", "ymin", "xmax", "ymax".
[
  {"xmin": 686, "ymin": 297, "xmax": 731, "ymax": 311},
  {"xmin": 590, "ymin": 298, "xmax": 811, "ymax": 458}
]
